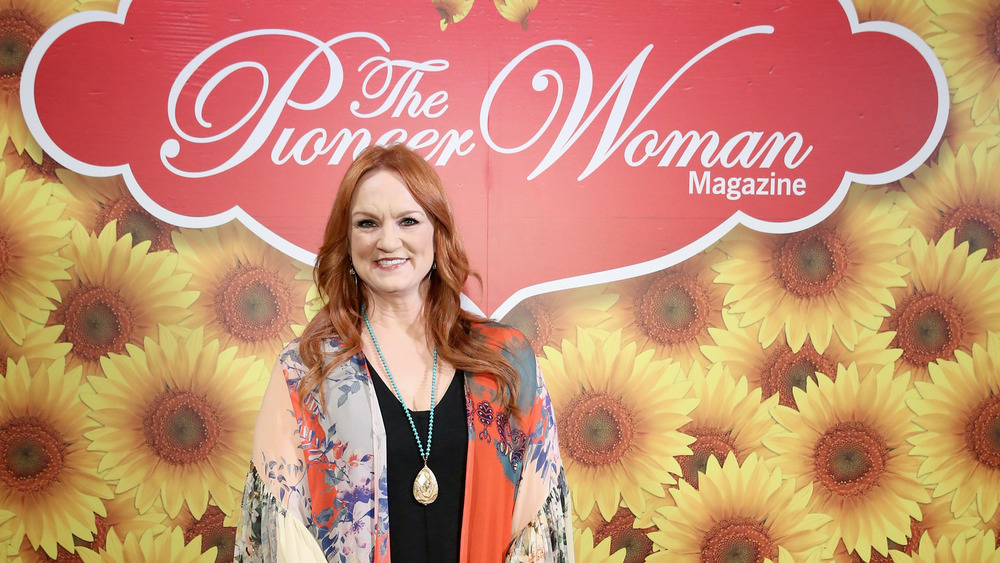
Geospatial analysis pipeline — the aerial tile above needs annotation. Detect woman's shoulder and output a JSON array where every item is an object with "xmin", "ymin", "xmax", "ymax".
[
  {"xmin": 469, "ymin": 320, "xmax": 531, "ymax": 352},
  {"xmin": 276, "ymin": 335, "xmax": 350, "ymax": 366}
]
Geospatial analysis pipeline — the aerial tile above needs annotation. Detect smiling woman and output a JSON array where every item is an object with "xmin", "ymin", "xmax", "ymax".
[
  {"xmin": 234, "ymin": 143, "xmax": 572, "ymax": 562},
  {"xmin": 348, "ymin": 169, "xmax": 436, "ymax": 302}
]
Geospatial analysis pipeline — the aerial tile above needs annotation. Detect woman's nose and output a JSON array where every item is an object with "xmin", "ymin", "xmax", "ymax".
[{"xmin": 376, "ymin": 224, "xmax": 401, "ymax": 250}]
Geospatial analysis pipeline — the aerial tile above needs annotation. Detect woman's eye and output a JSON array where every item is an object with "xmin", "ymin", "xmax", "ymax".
[
  {"xmin": 356, "ymin": 219, "xmax": 377, "ymax": 229},
  {"xmin": 400, "ymin": 217, "xmax": 419, "ymax": 227}
]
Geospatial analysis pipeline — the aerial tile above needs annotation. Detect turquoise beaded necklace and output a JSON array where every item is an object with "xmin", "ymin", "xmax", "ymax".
[{"xmin": 362, "ymin": 305, "xmax": 440, "ymax": 505}]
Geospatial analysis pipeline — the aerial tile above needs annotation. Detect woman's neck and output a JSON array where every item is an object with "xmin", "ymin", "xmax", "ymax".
[{"xmin": 364, "ymin": 292, "xmax": 428, "ymax": 339}]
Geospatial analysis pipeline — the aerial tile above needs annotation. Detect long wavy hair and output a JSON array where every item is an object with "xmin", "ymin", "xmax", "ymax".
[{"xmin": 297, "ymin": 144, "xmax": 519, "ymax": 414}]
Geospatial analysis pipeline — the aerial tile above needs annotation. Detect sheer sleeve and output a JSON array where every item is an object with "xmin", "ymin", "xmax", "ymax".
[
  {"xmin": 505, "ymin": 362, "xmax": 574, "ymax": 563},
  {"xmin": 235, "ymin": 348, "xmax": 324, "ymax": 562}
]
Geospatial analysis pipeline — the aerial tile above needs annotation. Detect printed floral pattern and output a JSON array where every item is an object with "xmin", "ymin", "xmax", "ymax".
[{"xmin": 235, "ymin": 326, "xmax": 569, "ymax": 561}]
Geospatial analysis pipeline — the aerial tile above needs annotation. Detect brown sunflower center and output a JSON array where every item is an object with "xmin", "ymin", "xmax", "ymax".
[
  {"xmin": 143, "ymin": 389, "xmax": 222, "ymax": 465},
  {"xmin": 771, "ymin": 227, "xmax": 849, "ymax": 297},
  {"xmin": 677, "ymin": 426, "xmax": 738, "ymax": 488},
  {"xmin": 760, "ymin": 343, "xmax": 838, "ymax": 409},
  {"xmin": 594, "ymin": 506, "xmax": 655, "ymax": 563},
  {"xmin": 503, "ymin": 300, "xmax": 552, "ymax": 353},
  {"xmin": 0, "ymin": 227, "xmax": 9, "ymax": 282},
  {"xmin": 215, "ymin": 264, "xmax": 293, "ymax": 343},
  {"xmin": 29, "ymin": 152, "xmax": 61, "ymax": 181},
  {"xmin": 633, "ymin": 272, "xmax": 711, "ymax": 345},
  {"xmin": 814, "ymin": 421, "xmax": 888, "ymax": 497},
  {"xmin": 561, "ymin": 392, "xmax": 636, "ymax": 467},
  {"xmin": 700, "ymin": 517, "xmax": 776, "ymax": 563},
  {"xmin": 0, "ymin": 416, "xmax": 66, "ymax": 493},
  {"xmin": 934, "ymin": 204, "xmax": 1000, "ymax": 260},
  {"xmin": 95, "ymin": 197, "xmax": 175, "ymax": 252},
  {"xmin": 965, "ymin": 394, "xmax": 1000, "ymax": 470},
  {"xmin": 185, "ymin": 506, "xmax": 236, "ymax": 563},
  {"xmin": 987, "ymin": 5, "xmax": 1000, "ymax": 66},
  {"xmin": 56, "ymin": 284, "xmax": 135, "ymax": 361},
  {"xmin": 0, "ymin": 9, "xmax": 44, "ymax": 93},
  {"xmin": 887, "ymin": 291, "xmax": 965, "ymax": 366}
]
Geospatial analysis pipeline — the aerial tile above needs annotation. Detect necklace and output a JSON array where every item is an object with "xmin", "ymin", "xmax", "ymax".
[{"xmin": 362, "ymin": 307, "xmax": 439, "ymax": 505}]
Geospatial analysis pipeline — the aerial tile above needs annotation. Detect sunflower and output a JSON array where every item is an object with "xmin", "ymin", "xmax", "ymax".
[
  {"xmin": 0, "ymin": 508, "xmax": 15, "ymax": 555},
  {"xmin": 927, "ymin": 0, "xmax": 1000, "ymax": 125},
  {"xmin": 576, "ymin": 505, "xmax": 657, "ymax": 563},
  {"xmin": 1, "ymin": 140, "xmax": 60, "ymax": 183},
  {"xmin": 713, "ymin": 185, "xmax": 910, "ymax": 354},
  {"xmin": 575, "ymin": 527, "xmax": 626, "ymax": 563},
  {"xmin": 493, "ymin": 0, "xmax": 536, "ymax": 30},
  {"xmin": 81, "ymin": 327, "xmax": 268, "ymax": 520},
  {"xmin": 169, "ymin": 504, "xmax": 235, "ymax": 563},
  {"xmin": 432, "ymin": 0, "xmax": 474, "ymax": 30},
  {"xmin": 879, "ymin": 229, "xmax": 1000, "ymax": 382},
  {"xmin": 830, "ymin": 490, "xmax": 981, "ymax": 563},
  {"xmin": 888, "ymin": 531, "xmax": 1000, "ymax": 563},
  {"xmin": 50, "ymin": 222, "xmax": 197, "ymax": 375},
  {"xmin": 15, "ymin": 487, "xmax": 168, "ymax": 562},
  {"xmin": 76, "ymin": 0, "xmax": 120, "ymax": 12},
  {"xmin": 898, "ymin": 142, "xmax": 1000, "ymax": 260},
  {"xmin": 703, "ymin": 308, "xmax": 902, "ymax": 408},
  {"xmin": 764, "ymin": 364, "xmax": 929, "ymax": 561},
  {"xmin": 0, "ymin": 0, "xmax": 77, "ymax": 162},
  {"xmin": 55, "ymin": 170, "xmax": 177, "ymax": 252},
  {"xmin": 601, "ymin": 250, "xmax": 726, "ymax": 370},
  {"xmin": 540, "ymin": 328, "xmax": 697, "ymax": 520},
  {"xmin": 632, "ymin": 484, "xmax": 676, "ymax": 530},
  {"xmin": 851, "ymin": 0, "xmax": 940, "ymax": 41},
  {"xmin": 0, "ymin": 165, "xmax": 73, "ymax": 344},
  {"xmin": 172, "ymin": 222, "xmax": 311, "ymax": 365},
  {"xmin": 650, "ymin": 453, "xmax": 830, "ymax": 562},
  {"xmin": 501, "ymin": 285, "xmax": 617, "ymax": 354},
  {"xmin": 0, "ymin": 358, "xmax": 113, "ymax": 559},
  {"xmin": 970, "ymin": 496, "xmax": 1000, "ymax": 546},
  {"xmin": 76, "ymin": 527, "xmax": 218, "ymax": 563},
  {"xmin": 296, "ymin": 259, "xmax": 321, "ymax": 332},
  {"xmin": 908, "ymin": 331, "xmax": 1000, "ymax": 522},
  {"xmin": 0, "ymin": 319, "xmax": 70, "ymax": 377},
  {"xmin": 943, "ymin": 98, "xmax": 1000, "ymax": 152},
  {"xmin": 675, "ymin": 363, "xmax": 779, "ymax": 488}
]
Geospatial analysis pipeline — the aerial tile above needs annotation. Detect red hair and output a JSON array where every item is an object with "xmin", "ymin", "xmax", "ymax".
[{"xmin": 297, "ymin": 144, "xmax": 519, "ymax": 414}]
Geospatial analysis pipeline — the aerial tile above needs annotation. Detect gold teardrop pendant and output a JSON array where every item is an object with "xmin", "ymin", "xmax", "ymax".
[{"xmin": 413, "ymin": 464, "xmax": 439, "ymax": 505}]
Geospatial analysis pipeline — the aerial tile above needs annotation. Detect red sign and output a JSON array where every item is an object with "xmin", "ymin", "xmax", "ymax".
[{"xmin": 22, "ymin": 0, "xmax": 946, "ymax": 315}]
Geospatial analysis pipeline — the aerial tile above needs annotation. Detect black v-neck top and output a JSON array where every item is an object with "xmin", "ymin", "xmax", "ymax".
[{"xmin": 368, "ymin": 360, "xmax": 467, "ymax": 563}]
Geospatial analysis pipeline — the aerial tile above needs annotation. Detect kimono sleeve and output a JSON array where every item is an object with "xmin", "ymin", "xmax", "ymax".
[
  {"xmin": 505, "ymin": 361, "xmax": 574, "ymax": 562},
  {"xmin": 234, "ymin": 347, "xmax": 325, "ymax": 562}
]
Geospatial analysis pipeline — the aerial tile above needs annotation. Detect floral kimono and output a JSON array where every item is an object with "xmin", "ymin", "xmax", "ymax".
[{"xmin": 234, "ymin": 323, "xmax": 573, "ymax": 562}]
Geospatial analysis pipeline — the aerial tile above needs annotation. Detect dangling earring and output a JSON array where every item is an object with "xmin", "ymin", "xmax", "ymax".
[
  {"xmin": 349, "ymin": 266, "xmax": 356, "ymax": 276},
  {"xmin": 431, "ymin": 262, "xmax": 437, "ymax": 270}
]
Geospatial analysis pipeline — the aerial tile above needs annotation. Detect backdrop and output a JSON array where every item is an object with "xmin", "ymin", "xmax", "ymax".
[{"xmin": 1, "ymin": 0, "xmax": 999, "ymax": 561}]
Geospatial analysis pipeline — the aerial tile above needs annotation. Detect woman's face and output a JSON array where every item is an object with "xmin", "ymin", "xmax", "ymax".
[{"xmin": 349, "ymin": 169, "xmax": 435, "ymax": 303}]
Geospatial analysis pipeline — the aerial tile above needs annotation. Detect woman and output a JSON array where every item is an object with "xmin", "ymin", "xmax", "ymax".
[{"xmin": 234, "ymin": 144, "xmax": 572, "ymax": 562}]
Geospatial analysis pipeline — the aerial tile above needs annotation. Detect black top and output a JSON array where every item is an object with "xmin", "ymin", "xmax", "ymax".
[{"xmin": 368, "ymin": 360, "xmax": 467, "ymax": 563}]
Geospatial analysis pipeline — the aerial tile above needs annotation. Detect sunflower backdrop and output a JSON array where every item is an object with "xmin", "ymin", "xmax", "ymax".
[{"xmin": 1, "ymin": 0, "xmax": 1000, "ymax": 562}]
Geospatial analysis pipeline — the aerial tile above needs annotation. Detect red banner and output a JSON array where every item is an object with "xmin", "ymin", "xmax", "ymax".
[{"xmin": 22, "ymin": 0, "xmax": 946, "ymax": 315}]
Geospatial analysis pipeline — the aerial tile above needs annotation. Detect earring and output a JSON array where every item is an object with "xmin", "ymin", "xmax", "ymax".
[
  {"xmin": 431, "ymin": 262, "xmax": 437, "ymax": 270},
  {"xmin": 349, "ymin": 265, "xmax": 356, "ymax": 276}
]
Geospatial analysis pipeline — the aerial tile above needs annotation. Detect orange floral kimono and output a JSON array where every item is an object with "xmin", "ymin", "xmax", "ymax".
[{"xmin": 234, "ymin": 323, "xmax": 573, "ymax": 562}]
